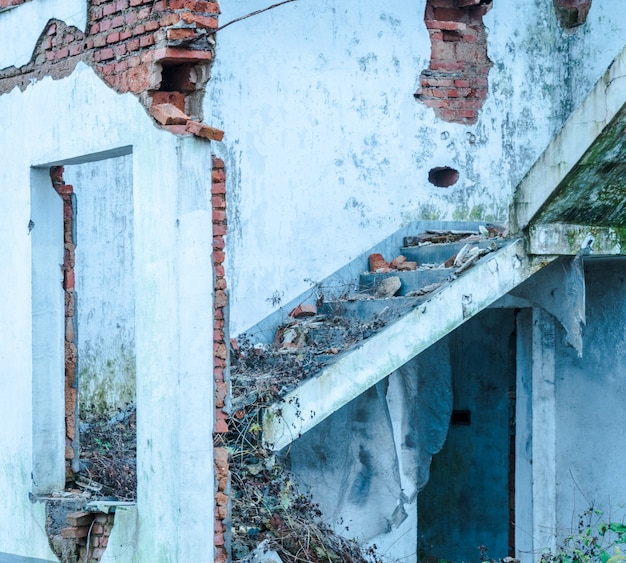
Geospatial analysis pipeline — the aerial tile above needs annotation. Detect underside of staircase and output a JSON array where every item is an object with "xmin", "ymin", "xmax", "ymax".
[{"xmin": 231, "ymin": 43, "xmax": 626, "ymax": 453}]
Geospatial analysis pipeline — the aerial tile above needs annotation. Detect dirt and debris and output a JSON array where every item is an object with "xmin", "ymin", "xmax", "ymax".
[
  {"xmin": 227, "ymin": 387, "xmax": 381, "ymax": 563},
  {"xmin": 402, "ymin": 225, "xmax": 507, "ymax": 247},
  {"xmin": 232, "ymin": 312, "xmax": 389, "ymax": 410},
  {"xmin": 75, "ymin": 405, "xmax": 137, "ymax": 502}
]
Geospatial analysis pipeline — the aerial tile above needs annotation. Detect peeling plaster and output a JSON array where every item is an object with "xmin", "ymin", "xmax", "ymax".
[{"xmin": 0, "ymin": 0, "xmax": 86, "ymax": 69}]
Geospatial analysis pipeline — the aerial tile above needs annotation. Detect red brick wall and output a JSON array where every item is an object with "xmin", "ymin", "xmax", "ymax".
[
  {"xmin": 50, "ymin": 166, "xmax": 79, "ymax": 482},
  {"xmin": 0, "ymin": 0, "xmax": 30, "ymax": 9},
  {"xmin": 415, "ymin": 0, "xmax": 492, "ymax": 125},
  {"xmin": 61, "ymin": 510, "xmax": 115, "ymax": 562},
  {"xmin": 0, "ymin": 1, "xmax": 219, "ymax": 120},
  {"xmin": 212, "ymin": 156, "xmax": 230, "ymax": 562}
]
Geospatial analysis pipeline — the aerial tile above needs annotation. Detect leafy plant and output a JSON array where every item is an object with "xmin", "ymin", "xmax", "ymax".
[{"xmin": 540, "ymin": 507, "xmax": 626, "ymax": 563}]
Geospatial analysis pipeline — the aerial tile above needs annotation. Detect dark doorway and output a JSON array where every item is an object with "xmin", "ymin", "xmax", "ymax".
[{"xmin": 418, "ymin": 308, "xmax": 516, "ymax": 562}]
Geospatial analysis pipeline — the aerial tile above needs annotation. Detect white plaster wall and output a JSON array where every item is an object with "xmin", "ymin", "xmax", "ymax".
[
  {"xmin": 0, "ymin": 64, "xmax": 215, "ymax": 561},
  {"xmin": 206, "ymin": 0, "xmax": 626, "ymax": 335},
  {"xmin": 554, "ymin": 259, "xmax": 626, "ymax": 539},
  {"xmin": 0, "ymin": 0, "xmax": 86, "ymax": 69},
  {"xmin": 64, "ymin": 156, "xmax": 136, "ymax": 419}
]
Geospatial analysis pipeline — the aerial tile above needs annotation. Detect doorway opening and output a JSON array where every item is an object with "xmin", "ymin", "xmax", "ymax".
[
  {"xmin": 35, "ymin": 154, "xmax": 137, "ymax": 501},
  {"xmin": 60, "ymin": 155, "xmax": 136, "ymax": 500},
  {"xmin": 418, "ymin": 307, "xmax": 517, "ymax": 563}
]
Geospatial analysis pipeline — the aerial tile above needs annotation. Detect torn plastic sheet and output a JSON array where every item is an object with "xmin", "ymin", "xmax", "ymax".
[{"xmin": 511, "ymin": 255, "xmax": 585, "ymax": 356}]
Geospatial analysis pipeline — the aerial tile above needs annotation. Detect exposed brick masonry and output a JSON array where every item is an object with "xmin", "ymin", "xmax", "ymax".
[
  {"xmin": 0, "ymin": 0, "xmax": 30, "ymax": 10},
  {"xmin": 212, "ymin": 156, "xmax": 230, "ymax": 563},
  {"xmin": 0, "ymin": 1, "xmax": 219, "ymax": 122},
  {"xmin": 50, "ymin": 166, "xmax": 79, "ymax": 482},
  {"xmin": 553, "ymin": 0, "xmax": 592, "ymax": 28},
  {"xmin": 61, "ymin": 510, "xmax": 115, "ymax": 563},
  {"xmin": 415, "ymin": 0, "xmax": 493, "ymax": 125}
]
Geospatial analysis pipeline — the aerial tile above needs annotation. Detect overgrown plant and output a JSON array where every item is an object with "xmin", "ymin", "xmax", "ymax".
[
  {"xmin": 540, "ymin": 507, "xmax": 626, "ymax": 563},
  {"xmin": 227, "ymin": 390, "xmax": 381, "ymax": 562}
]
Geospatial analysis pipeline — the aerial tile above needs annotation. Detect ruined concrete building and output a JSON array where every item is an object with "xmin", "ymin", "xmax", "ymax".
[{"xmin": 1, "ymin": 0, "xmax": 626, "ymax": 561}]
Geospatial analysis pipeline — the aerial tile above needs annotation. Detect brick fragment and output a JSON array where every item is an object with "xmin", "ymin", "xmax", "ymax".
[
  {"xmin": 214, "ymin": 289, "xmax": 227, "ymax": 308},
  {"xmin": 369, "ymin": 253, "xmax": 390, "ymax": 273},
  {"xmin": 180, "ymin": 11, "xmax": 218, "ymax": 29},
  {"xmin": 214, "ymin": 419, "xmax": 228, "ymax": 433},
  {"xmin": 390, "ymin": 255, "xmax": 407, "ymax": 268},
  {"xmin": 186, "ymin": 120, "xmax": 224, "ymax": 141},
  {"xmin": 150, "ymin": 103, "xmax": 190, "ymax": 125},
  {"xmin": 151, "ymin": 91, "xmax": 186, "ymax": 112},
  {"xmin": 289, "ymin": 304, "xmax": 317, "ymax": 318}
]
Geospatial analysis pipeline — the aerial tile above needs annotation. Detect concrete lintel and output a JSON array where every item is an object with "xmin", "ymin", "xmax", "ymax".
[
  {"xmin": 263, "ymin": 239, "xmax": 556, "ymax": 451},
  {"xmin": 0, "ymin": 555, "xmax": 55, "ymax": 563},
  {"xmin": 529, "ymin": 223, "xmax": 625, "ymax": 255},
  {"xmin": 33, "ymin": 145, "xmax": 133, "ymax": 168},
  {"xmin": 511, "ymin": 44, "xmax": 626, "ymax": 233}
]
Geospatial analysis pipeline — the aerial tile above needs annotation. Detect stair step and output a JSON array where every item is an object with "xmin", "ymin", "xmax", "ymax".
[
  {"xmin": 319, "ymin": 295, "xmax": 427, "ymax": 322},
  {"xmin": 359, "ymin": 268, "xmax": 452, "ymax": 296},
  {"xmin": 400, "ymin": 239, "xmax": 498, "ymax": 265}
]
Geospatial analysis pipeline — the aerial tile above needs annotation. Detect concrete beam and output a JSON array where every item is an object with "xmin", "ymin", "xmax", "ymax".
[
  {"xmin": 529, "ymin": 223, "xmax": 626, "ymax": 255},
  {"xmin": 263, "ymin": 239, "xmax": 556, "ymax": 451},
  {"xmin": 0, "ymin": 555, "xmax": 54, "ymax": 563},
  {"xmin": 511, "ymin": 44, "xmax": 626, "ymax": 233}
]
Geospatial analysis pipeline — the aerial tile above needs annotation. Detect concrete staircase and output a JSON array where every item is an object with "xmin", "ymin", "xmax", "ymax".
[{"xmin": 231, "ymin": 224, "xmax": 555, "ymax": 451}]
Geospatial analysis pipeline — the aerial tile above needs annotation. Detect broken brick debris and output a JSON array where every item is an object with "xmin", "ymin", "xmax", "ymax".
[
  {"xmin": 397, "ymin": 260, "xmax": 417, "ymax": 271},
  {"xmin": 151, "ymin": 90, "xmax": 186, "ymax": 113},
  {"xmin": 289, "ymin": 303, "xmax": 317, "ymax": 318},
  {"xmin": 185, "ymin": 120, "xmax": 225, "ymax": 141},
  {"xmin": 150, "ymin": 102, "xmax": 190, "ymax": 125},
  {"xmin": 369, "ymin": 253, "xmax": 417, "ymax": 273},
  {"xmin": 390, "ymin": 255, "xmax": 406, "ymax": 268},
  {"xmin": 369, "ymin": 253, "xmax": 390, "ymax": 272}
]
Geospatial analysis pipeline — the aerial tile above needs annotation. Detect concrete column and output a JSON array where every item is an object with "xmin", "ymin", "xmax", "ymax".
[
  {"xmin": 174, "ymin": 136, "xmax": 215, "ymax": 561},
  {"xmin": 30, "ymin": 166, "xmax": 66, "ymax": 495},
  {"xmin": 515, "ymin": 309, "xmax": 533, "ymax": 563},
  {"xmin": 531, "ymin": 309, "xmax": 557, "ymax": 555},
  {"xmin": 515, "ymin": 308, "xmax": 557, "ymax": 561}
]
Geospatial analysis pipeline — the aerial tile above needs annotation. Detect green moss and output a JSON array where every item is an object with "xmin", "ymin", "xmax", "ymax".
[
  {"xmin": 452, "ymin": 209, "xmax": 467, "ymax": 221},
  {"xmin": 79, "ymin": 351, "xmax": 136, "ymax": 420},
  {"xmin": 401, "ymin": 204, "xmax": 443, "ymax": 222},
  {"xmin": 468, "ymin": 205, "xmax": 485, "ymax": 221}
]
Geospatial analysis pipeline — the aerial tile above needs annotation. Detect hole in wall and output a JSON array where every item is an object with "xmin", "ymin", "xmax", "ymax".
[
  {"xmin": 160, "ymin": 62, "xmax": 196, "ymax": 93},
  {"xmin": 451, "ymin": 409, "xmax": 471, "ymax": 426},
  {"xmin": 428, "ymin": 166, "xmax": 459, "ymax": 188}
]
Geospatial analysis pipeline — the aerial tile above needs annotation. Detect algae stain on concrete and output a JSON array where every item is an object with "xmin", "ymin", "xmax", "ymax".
[{"xmin": 79, "ymin": 350, "xmax": 136, "ymax": 419}]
